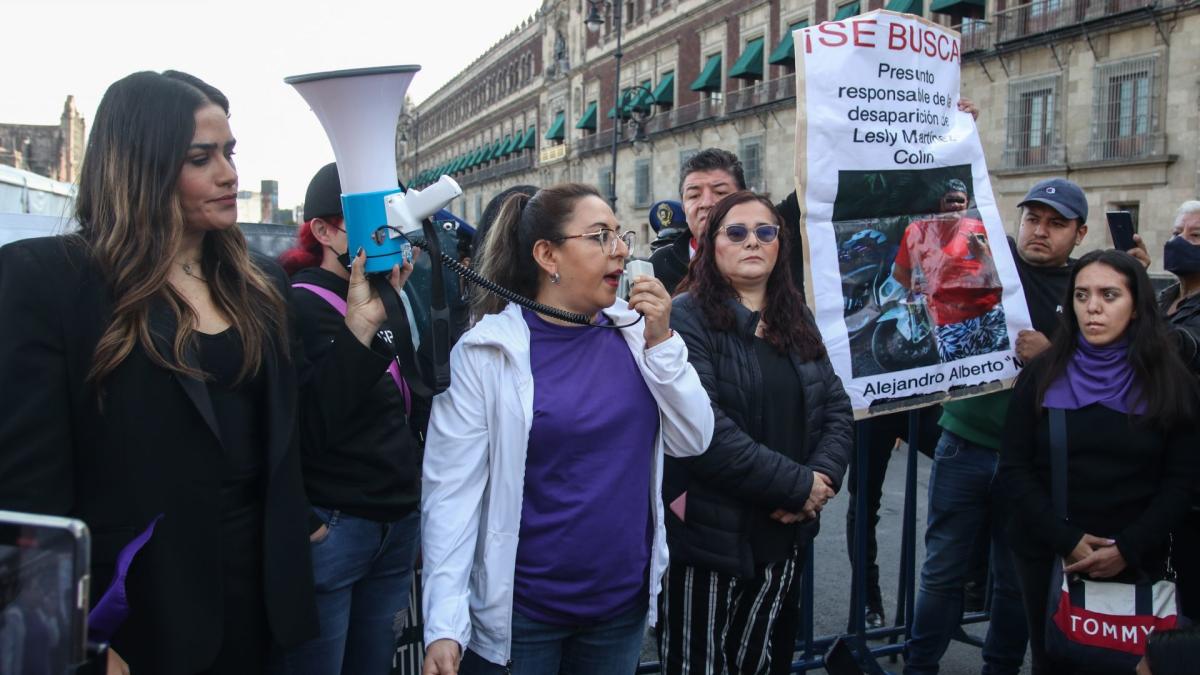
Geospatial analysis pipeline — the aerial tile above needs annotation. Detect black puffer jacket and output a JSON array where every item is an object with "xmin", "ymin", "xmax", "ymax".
[
  {"xmin": 665, "ymin": 292, "xmax": 854, "ymax": 578},
  {"xmin": 1159, "ymin": 282, "xmax": 1200, "ymax": 372}
]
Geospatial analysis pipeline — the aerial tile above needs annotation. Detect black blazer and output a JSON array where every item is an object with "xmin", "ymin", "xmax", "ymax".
[{"xmin": 0, "ymin": 236, "xmax": 390, "ymax": 674}]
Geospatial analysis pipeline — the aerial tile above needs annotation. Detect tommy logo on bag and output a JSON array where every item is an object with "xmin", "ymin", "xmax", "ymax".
[{"xmin": 1051, "ymin": 567, "xmax": 1180, "ymax": 656}]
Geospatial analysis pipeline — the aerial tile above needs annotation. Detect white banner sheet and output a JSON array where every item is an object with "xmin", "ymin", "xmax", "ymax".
[{"xmin": 794, "ymin": 10, "xmax": 1032, "ymax": 418}]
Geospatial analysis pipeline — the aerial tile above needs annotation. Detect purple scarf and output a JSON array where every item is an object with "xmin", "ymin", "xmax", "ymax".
[{"xmin": 1043, "ymin": 333, "xmax": 1146, "ymax": 414}]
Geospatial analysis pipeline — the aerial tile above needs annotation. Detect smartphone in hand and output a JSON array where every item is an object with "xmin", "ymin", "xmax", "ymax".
[{"xmin": 1106, "ymin": 211, "xmax": 1137, "ymax": 252}]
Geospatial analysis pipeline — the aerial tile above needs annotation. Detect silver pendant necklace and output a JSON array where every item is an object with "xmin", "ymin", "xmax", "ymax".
[{"xmin": 179, "ymin": 261, "xmax": 207, "ymax": 283}]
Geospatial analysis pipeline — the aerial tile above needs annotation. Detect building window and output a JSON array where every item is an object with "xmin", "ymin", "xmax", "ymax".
[
  {"xmin": 475, "ymin": 194, "xmax": 484, "ymax": 222},
  {"xmin": 1109, "ymin": 201, "xmax": 1140, "ymax": 233},
  {"xmin": 1004, "ymin": 74, "xmax": 1062, "ymax": 169},
  {"xmin": 739, "ymin": 137, "xmax": 764, "ymax": 192},
  {"xmin": 1089, "ymin": 54, "xmax": 1161, "ymax": 161},
  {"xmin": 634, "ymin": 159, "xmax": 652, "ymax": 208},
  {"xmin": 598, "ymin": 166, "xmax": 614, "ymax": 203}
]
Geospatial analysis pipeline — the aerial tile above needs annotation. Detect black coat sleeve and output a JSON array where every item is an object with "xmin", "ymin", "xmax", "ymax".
[
  {"xmin": 998, "ymin": 369, "xmax": 1085, "ymax": 557},
  {"xmin": 670, "ymin": 295, "xmax": 815, "ymax": 512},
  {"xmin": 1113, "ymin": 424, "xmax": 1199, "ymax": 570},
  {"xmin": 0, "ymin": 240, "xmax": 75, "ymax": 516},
  {"xmin": 802, "ymin": 354, "xmax": 854, "ymax": 493}
]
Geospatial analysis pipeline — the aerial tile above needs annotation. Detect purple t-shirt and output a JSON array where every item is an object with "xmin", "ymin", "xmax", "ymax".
[{"xmin": 513, "ymin": 309, "xmax": 659, "ymax": 625}]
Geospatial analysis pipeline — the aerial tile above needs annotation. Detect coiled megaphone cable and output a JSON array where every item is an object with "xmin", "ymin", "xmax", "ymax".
[{"xmin": 385, "ymin": 223, "xmax": 642, "ymax": 330}]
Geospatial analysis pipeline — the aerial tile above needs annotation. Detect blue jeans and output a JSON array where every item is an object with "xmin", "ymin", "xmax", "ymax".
[
  {"xmin": 270, "ymin": 508, "xmax": 420, "ymax": 675},
  {"xmin": 904, "ymin": 431, "xmax": 1028, "ymax": 675},
  {"xmin": 460, "ymin": 605, "xmax": 647, "ymax": 675}
]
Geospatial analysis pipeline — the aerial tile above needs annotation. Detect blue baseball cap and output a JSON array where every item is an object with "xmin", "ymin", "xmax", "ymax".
[
  {"xmin": 1017, "ymin": 178, "xmax": 1088, "ymax": 224},
  {"xmin": 649, "ymin": 200, "xmax": 686, "ymax": 233}
]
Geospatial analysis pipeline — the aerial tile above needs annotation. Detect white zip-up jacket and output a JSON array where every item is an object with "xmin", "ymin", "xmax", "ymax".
[{"xmin": 420, "ymin": 299, "xmax": 714, "ymax": 666}]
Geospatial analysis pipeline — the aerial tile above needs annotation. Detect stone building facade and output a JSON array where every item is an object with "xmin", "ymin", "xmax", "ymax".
[
  {"xmin": 0, "ymin": 96, "xmax": 86, "ymax": 184},
  {"xmin": 402, "ymin": 0, "xmax": 1199, "ymax": 267}
]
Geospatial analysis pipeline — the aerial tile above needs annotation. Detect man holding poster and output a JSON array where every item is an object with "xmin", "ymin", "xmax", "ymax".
[{"xmin": 795, "ymin": 10, "xmax": 1032, "ymax": 417}]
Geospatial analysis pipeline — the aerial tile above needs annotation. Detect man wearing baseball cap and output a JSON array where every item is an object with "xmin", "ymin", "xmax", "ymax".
[{"xmin": 905, "ymin": 176, "xmax": 1148, "ymax": 675}]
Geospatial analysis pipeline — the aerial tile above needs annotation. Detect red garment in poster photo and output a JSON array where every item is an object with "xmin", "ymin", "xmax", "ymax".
[{"xmin": 894, "ymin": 216, "xmax": 1002, "ymax": 326}]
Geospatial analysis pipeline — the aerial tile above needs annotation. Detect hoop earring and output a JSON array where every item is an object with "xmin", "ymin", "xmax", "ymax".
[{"xmin": 550, "ymin": 272, "xmax": 561, "ymax": 284}]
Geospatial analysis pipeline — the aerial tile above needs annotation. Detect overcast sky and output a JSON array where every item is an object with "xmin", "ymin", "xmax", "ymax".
[{"xmin": 2, "ymin": 0, "xmax": 545, "ymax": 206}]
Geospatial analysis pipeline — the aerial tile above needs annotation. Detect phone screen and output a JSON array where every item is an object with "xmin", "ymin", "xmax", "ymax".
[
  {"xmin": 1106, "ymin": 211, "xmax": 1137, "ymax": 252},
  {"xmin": 0, "ymin": 511, "xmax": 89, "ymax": 669}
]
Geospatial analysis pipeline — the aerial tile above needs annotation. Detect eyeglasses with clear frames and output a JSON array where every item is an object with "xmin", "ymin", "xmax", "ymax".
[{"xmin": 553, "ymin": 228, "xmax": 638, "ymax": 256}]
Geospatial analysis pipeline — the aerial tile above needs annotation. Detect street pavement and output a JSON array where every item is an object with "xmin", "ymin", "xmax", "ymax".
[{"xmin": 640, "ymin": 441, "xmax": 1033, "ymax": 674}]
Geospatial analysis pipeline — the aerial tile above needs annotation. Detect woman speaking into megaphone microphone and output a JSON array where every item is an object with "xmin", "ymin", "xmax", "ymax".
[
  {"xmin": 420, "ymin": 183, "xmax": 714, "ymax": 675},
  {"xmin": 0, "ymin": 70, "xmax": 409, "ymax": 675}
]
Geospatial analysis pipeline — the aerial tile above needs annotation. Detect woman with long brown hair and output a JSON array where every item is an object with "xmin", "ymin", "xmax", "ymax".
[
  {"xmin": 659, "ymin": 190, "xmax": 853, "ymax": 674},
  {"xmin": 0, "ymin": 71, "xmax": 403, "ymax": 674}
]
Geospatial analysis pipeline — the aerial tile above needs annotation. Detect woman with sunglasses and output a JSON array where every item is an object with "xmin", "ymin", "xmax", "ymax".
[
  {"xmin": 420, "ymin": 183, "xmax": 713, "ymax": 675},
  {"xmin": 659, "ymin": 191, "xmax": 853, "ymax": 674}
]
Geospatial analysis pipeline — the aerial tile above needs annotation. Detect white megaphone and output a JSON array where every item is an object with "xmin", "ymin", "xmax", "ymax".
[{"xmin": 285, "ymin": 65, "xmax": 462, "ymax": 274}]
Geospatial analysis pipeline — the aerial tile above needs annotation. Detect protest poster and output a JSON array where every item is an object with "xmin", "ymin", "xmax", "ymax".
[{"xmin": 794, "ymin": 10, "xmax": 1033, "ymax": 418}]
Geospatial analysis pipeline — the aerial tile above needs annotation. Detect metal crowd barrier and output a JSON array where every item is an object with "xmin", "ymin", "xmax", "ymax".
[{"xmin": 395, "ymin": 408, "xmax": 993, "ymax": 674}]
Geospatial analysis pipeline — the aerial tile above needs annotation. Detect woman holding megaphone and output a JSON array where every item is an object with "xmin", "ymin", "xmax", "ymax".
[
  {"xmin": 420, "ymin": 183, "xmax": 713, "ymax": 675},
  {"xmin": 0, "ymin": 71, "xmax": 406, "ymax": 675}
]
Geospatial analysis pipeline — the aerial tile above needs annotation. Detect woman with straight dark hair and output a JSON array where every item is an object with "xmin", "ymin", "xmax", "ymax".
[
  {"xmin": 1000, "ymin": 249, "xmax": 1200, "ymax": 674},
  {"xmin": 0, "ymin": 71, "xmax": 401, "ymax": 674},
  {"xmin": 420, "ymin": 183, "xmax": 712, "ymax": 675},
  {"xmin": 659, "ymin": 190, "xmax": 853, "ymax": 674}
]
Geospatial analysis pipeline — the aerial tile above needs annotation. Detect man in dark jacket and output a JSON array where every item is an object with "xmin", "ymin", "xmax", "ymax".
[
  {"xmin": 649, "ymin": 148, "xmax": 804, "ymax": 297},
  {"xmin": 906, "ymin": 178, "xmax": 1093, "ymax": 675},
  {"xmin": 1158, "ymin": 199, "xmax": 1200, "ymax": 621}
]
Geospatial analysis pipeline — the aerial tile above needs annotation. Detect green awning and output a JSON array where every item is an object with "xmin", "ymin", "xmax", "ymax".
[
  {"xmin": 833, "ymin": 1, "xmax": 861, "ymax": 19},
  {"xmin": 768, "ymin": 21, "xmax": 808, "ymax": 65},
  {"xmin": 631, "ymin": 80, "xmax": 653, "ymax": 112},
  {"xmin": 452, "ymin": 156, "xmax": 465, "ymax": 172},
  {"xmin": 480, "ymin": 144, "xmax": 494, "ymax": 163},
  {"xmin": 608, "ymin": 88, "xmax": 632, "ymax": 119},
  {"xmin": 929, "ymin": 0, "xmax": 982, "ymax": 12},
  {"xmin": 468, "ymin": 149, "xmax": 482, "ymax": 167},
  {"xmin": 545, "ymin": 111, "xmax": 565, "ymax": 141},
  {"xmin": 521, "ymin": 125, "xmax": 536, "ymax": 149},
  {"xmin": 652, "ymin": 72, "xmax": 675, "ymax": 105},
  {"xmin": 576, "ymin": 101, "xmax": 598, "ymax": 130},
  {"xmin": 729, "ymin": 38, "xmax": 765, "ymax": 80},
  {"xmin": 690, "ymin": 54, "xmax": 723, "ymax": 92},
  {"xmin": 502, "ymin": 134, "xmax": 518, "ymax": 155},
  {"xmin": 490, "ymin": 138, "xmax": 506, "ymax": 159},
  {"xmin": 886, "ymin": 0, "xmax": 921, "ymax": 13}
]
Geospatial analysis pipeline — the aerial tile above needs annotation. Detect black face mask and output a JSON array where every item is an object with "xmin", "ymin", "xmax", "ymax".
[
  {"xmin": 1164, "ymin": 236, "xmax": 1200, "ymax": 276},
  {"xmin": 335, "ymin": 248, "xmax": 352, "ymax": 270}
]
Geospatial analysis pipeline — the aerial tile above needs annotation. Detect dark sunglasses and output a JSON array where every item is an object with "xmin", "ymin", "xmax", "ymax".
[
  {"xmin": 719, "ymin": 223, "xmax": 780, "ymax": 244},
  {"xmin": 942, "ymin": 196, "xmax": 967, "ymax": 205}
]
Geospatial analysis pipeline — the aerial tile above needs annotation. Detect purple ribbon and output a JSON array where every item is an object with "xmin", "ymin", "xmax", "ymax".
[
  {"xmin": 292, "ymin": 283, "xmax": 413, "ymax": 415},
  {"xmin": 87, "ymin": 514, "xmax": 162, "ymax": 643}
]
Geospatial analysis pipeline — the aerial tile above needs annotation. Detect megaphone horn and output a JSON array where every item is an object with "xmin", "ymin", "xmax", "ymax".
[{"xmin": 285, "ymin": 65, "xmax": 462, "ymax": 273}]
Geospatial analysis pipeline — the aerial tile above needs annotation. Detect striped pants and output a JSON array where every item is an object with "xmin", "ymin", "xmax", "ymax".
[{"xmin": 657, "ymin": 555, "xmax": 801, "ymax": 675}]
